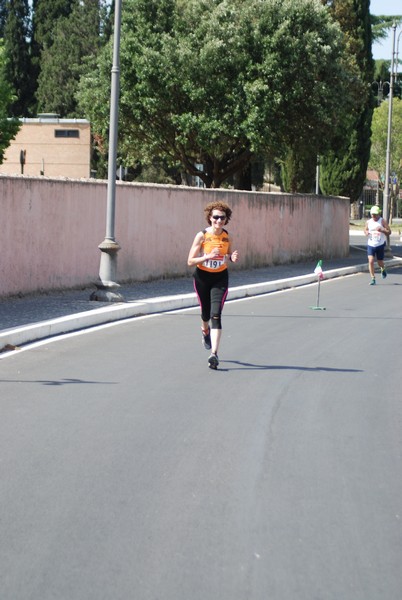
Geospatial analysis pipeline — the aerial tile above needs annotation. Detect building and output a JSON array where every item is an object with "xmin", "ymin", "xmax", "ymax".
[{"xmin": 0, "ymin": 114, "xmax": 91, "ymax": 179}]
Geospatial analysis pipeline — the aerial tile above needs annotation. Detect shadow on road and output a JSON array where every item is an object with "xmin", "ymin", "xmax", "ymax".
[
  {"xmin": 0, "ymin": 377, "xmax": 118, "ymax": 386},
  {"xmin": 221, "ymin": 360, "xmax": 363, "ymax": 372}
]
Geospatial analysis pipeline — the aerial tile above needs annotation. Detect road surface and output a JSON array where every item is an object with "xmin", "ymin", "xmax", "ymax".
[{"xmin": 1, "ymin": 269, "xmax": 401, "ymax": 600}]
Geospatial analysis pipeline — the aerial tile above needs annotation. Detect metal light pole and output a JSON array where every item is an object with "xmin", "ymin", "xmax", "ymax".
[
  {"xmin": 395, "ymin": 30, "xmax": 402, "ymax": 218},
  {"xmin": 91, "ymin": 0, "xmax": 124, "ymax": 302},
  {"xmin": 383, "ymin": 24, "xmax": 396, "ymax": 226},
  {"xmin": 382, "ymin": 23, "xmax": 397, "ymax": 258},
  {"xmin": 315, "ymin": 155, "xmax": 320, "ymax": 195}
]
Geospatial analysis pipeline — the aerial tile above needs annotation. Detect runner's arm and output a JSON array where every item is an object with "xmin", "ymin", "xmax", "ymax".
[{"xmin": 187, "ymin": 232, "xmax": 219, "ymax": 267}]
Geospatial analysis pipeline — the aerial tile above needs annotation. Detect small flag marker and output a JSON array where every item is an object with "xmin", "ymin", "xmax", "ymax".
[{"xmin": 310, "ymin": 260, "xmax": 326, "ymax": 310}]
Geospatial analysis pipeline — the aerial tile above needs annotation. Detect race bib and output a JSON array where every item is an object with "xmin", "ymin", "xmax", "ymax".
[{"xmin": 203, "ymin": 255, "xmax": 225, "ymax": 269}]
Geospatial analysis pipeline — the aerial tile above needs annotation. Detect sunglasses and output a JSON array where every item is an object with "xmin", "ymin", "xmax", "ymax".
[{"xmin": 212, "ymin": 215, "xmax": 226, "ymax": 221}]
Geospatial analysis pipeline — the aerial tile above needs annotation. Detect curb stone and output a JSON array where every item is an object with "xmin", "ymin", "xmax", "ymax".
[{"xmin": 3, "ymin": 258, "xmax": 402, "ymax": 354}]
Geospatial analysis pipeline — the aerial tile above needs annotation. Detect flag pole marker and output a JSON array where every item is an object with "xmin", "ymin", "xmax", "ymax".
[{"xmin": 310, "ymin": 260, "xmax": 326, "ymax": 310}]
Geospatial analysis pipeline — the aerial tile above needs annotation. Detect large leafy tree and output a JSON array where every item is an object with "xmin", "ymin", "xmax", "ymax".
[
  {"xmin": 36, "ymin": 0, "xmax": 107, "ymax": 117},
  {"xmin": 2, "ymin": 0, "xmax": 33, "ymax": 116},
  {"xmin": 78, "ymin": 0, "xmax": 354, "ymax": 188},
  {"xmin": 319, "ymin": 0, "xmax": 374, "ymax": 202}
]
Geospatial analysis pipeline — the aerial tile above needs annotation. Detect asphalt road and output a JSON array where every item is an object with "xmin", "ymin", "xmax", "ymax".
[{"xmin": 1, "ymin": 268, "xmax": 402, "ymax": 600}]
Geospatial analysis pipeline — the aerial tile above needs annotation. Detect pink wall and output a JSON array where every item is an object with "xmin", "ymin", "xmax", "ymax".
[{"xmin": 0, "ymin": 175, "xmax": 349, "ymax": 298}]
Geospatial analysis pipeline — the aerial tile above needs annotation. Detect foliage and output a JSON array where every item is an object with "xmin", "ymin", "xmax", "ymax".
[
  {"xmin": 78, "ymin": 0, "xmax": 354, "ymax": 188},
  {"xmin": 28, "ymin": 0, "xmax": 77, "ymax": 116},
  {"xmin": 0, "ymin": 42, "xmax": 21, "ymax": 162},
  {"xmin": 0, "ymin": 0, "xmax": 7, "ymax": 38},
  {"xmin": 31, "ymin": 0, "xmax": 76, "ymax": 51},
  {"xmin": 369, "ymin": 97, "xmax": 402, "ymax": 184},
  {"xmin": 2, "ymin": 0, "xmax": 33, "ymax": 116},
  {"xmin": 319, "ymin": 0, "xmax": 374, "ymax": 202},
  {"xmin": 281, "ymin": 145, "xmax": 318, "ymax": 193},
  {"xmin": 36, "ymin": 0, "xmax": 109, "ymax": 117},
  {"xmin": 371, "ymin": 15, "xmax": 402, "ymax": 44}
]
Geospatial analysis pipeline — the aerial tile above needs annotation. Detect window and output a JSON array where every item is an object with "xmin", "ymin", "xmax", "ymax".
[{"xmin": 54, "ymin": 129, "xmax": 79, "ymax": 138}]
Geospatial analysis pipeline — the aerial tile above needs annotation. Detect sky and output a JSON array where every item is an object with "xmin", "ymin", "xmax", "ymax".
[{"xmin": 370, "ymin": 0, "xmax": 402, "ymax": 61}]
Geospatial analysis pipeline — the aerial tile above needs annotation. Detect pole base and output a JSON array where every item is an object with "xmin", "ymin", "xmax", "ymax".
[
  {"xmin": 309, "ymin": 306, "xmax": 326, "ymax": 311},
  {"xmin": 90, "ymin": 282, "xmax": 125, "ymax": 302}
]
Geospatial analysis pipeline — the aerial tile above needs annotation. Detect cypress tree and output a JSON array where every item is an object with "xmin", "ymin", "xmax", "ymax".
[
  {"xmin": 30, "ymin": 0, "xmax": 76, "ymax": 115},
  {"xmin": 319, "ymin": 0, "xmax": 374, "ymax": 202},
  {"xmin": 0, "ymin": 0, "xmax": 7, "ymax": 38},
  {"xmin": 102, "ymin": 0, "xmax": 114, "ymax": 41},
  {"xmin": 3, "ymin": 0, "xmax": 33, "ymax": 116},
  {"xmin": 0, "ymin": 38, "xmax": 21, "ymax": 160},
  {"xmin": 36, "ymin": 0, "xmax": 106, "ymax": 116},
  {"xmin": 31, "ymin": 0, "xmax": 76, "ymax": 51}
]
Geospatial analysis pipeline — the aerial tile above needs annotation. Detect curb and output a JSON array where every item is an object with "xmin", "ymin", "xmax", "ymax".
[{"xmin": 1, "ymin": 259, "xmax": 401, "ymax": 353}]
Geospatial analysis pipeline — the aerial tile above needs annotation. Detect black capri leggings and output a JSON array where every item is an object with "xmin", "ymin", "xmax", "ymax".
[{"xmin": 193, "ymin": 268, "xmax": 229, "ymax": 329}]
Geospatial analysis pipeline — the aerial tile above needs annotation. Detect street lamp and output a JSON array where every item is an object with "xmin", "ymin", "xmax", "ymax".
[
  {"xmin": 396, "ymin": 29, "xmax": 402, "ymax": 83},
  {"xmin": 91, "ymin": 0, "xmax": 124, "ymax": 302},
  {"xmin": 383, "ymin": 24, "xmax": 397, "ymax": 228},
  {"xmin": 371, "ymin": 80, "xmax": 389, "ymax": 106}
]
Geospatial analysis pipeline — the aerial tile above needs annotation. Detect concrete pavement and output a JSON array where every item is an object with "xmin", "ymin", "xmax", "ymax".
[{"xmin": 1, "ymin": 233, "xmax": 401, "ymax": 353}]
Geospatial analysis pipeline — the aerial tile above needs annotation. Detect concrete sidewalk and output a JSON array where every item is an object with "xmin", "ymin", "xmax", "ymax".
[{"xmin": 1, "ymin": 237, "xmax": 401, "ymax": 353}]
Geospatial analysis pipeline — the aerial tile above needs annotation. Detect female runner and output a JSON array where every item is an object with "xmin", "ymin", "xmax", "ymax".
[{"xmin": 187, "ymin": 201, "xmax": 239, "ymax": 369}]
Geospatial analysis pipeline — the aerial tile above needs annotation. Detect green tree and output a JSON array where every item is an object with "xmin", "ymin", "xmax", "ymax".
[
  {"xmin": 371, "ymin": 15, "xmax": 402, "ymax": 45},
  {"xmin": 0, "ymin": 0, "xmax": 7, "ymax": 37},
  {"xmin": 31, "ymin": 0, "xmax": 76, "ymax": 113},
  {"xmin": 3, "ymin": 0, "xmax": 33, "ymax": 116},
  {"xmin": 369, "ymin": 98, "xmax": 402, "ymax": 196},
  {"xmin": 78, "ymin": 0, "xmax": 354, "ymax": 188},
  {"xmin": 31, "ymin": 0, "xmax": 76, "ymax": 51},
  {"xmin": 102, "ymin": 0, "xmax": 114, "ymax": 41},
  {"xmin": 319, "ymin": 0, "xmax": 374, "ymax": 202},
  {"xmin": 281, "ymin": 145, "xmax": 318, "ymax": 193},
  {"xmin": 36, "ymin": 0, "xmax": 107, "ymax": 116},
  {"xmin": 30, "ymin": 0, "xmax": 76, "ymax": 111},
  {"xmin": 0, "ymin": 41, "xmax": 21, "ymax": 162}
]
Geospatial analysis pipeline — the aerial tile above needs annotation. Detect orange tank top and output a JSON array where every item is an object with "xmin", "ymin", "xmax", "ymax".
[{"xmin": 197, "ymin": 228, "xmax": 230, "ymax": 273}]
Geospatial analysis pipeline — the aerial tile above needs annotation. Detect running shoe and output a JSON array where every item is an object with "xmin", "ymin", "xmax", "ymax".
[
  {"xmin": 369, "ymin": 277, "xmax": 376, "ymax": 285},
  {"xmin": 202, "ymin": 328, "xmax": 211, "ymax": 350},
  {"xmin": 208, "ymin": 353, "xmax": 219, "ymax": 369},
  {"xmin": 381, "ymin": 268, "xmax": 387, "ymax": 279}
]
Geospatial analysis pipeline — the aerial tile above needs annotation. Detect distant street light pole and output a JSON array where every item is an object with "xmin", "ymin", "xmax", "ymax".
[
  {"xmin": 383, "ymin": 23, "xmax": 396, "ymax": 227},
  {"xmin": 91, "ymin": 0, "xmax": 124, "ymax": 302},
  {"xmin": 371, "ymin": 80, "xmax": 389, "ymax": 106},
  {"xmin": 315, "ymin": 155, "xmax": 320, "ymax": 195}
]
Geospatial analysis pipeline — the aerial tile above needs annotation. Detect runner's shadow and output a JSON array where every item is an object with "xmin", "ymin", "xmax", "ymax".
[{"xmin": 222, "ymin": 360, "xmax": 362, "ymax": 373}]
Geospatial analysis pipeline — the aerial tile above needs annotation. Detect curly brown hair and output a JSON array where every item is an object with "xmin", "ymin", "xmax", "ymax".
[{"xmin": 204, "ymin": 201, "xmax": 232, "ymax": 225}]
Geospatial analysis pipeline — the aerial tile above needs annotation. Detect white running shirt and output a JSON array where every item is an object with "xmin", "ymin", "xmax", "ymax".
[{"xmin": 367, "ymin": 217, "xmax": 386, "ymax": 247}]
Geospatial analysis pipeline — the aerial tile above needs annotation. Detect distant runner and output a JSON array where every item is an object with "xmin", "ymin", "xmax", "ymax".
[{"xmin": 364, "ymin": 205, "xmax": 391, "ymax": 285}]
